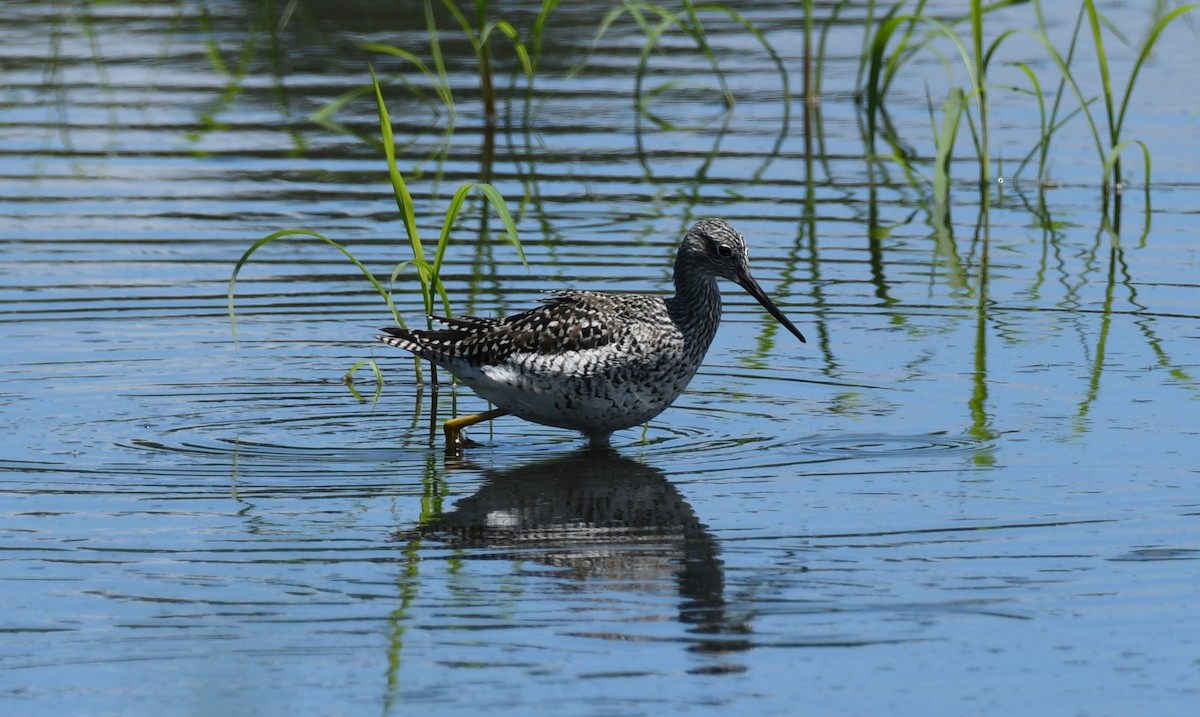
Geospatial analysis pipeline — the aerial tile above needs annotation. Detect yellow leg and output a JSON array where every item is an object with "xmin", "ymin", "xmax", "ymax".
[{"xmin": 443, "ymin": 408, "xmax": 510, "ymax": 450}]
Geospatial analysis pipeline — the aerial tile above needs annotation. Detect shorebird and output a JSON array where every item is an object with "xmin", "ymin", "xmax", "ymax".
[{"xmin": 378, "ymin": 218, "xmax": 806, "ymax": 449}]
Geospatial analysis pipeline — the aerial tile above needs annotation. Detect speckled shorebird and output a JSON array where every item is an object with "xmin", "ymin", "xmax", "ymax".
[{"xmin": 378, "ymin": 218, "xmax": 806, "ymax": 448}]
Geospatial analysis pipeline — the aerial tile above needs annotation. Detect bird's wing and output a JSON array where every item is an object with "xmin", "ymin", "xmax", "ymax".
[
  {"xmin": 492, "ymin": 291, "xmax": 640, "ymax": 356},
  {"xmin": 379, "ymin": 292, "xmax": 662, "ymax": 369},
  {"xmin": 380, "ymin": 292, "xmax": 664, "ymax": 366}
]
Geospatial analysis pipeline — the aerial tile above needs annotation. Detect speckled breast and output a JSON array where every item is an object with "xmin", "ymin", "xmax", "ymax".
[{"xmin": 463, "ymin": 325, "xmax": 709, "ymax": 434}]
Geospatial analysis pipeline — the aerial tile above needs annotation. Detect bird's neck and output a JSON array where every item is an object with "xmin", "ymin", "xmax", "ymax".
[{"xmin": 667, "ymin": 266, "xmax": 723, "ymax": 348}]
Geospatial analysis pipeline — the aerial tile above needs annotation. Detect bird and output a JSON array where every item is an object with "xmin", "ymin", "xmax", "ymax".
[{"xmin": 377, "ymin": 218, "xmax": 806, "ymax": 449}]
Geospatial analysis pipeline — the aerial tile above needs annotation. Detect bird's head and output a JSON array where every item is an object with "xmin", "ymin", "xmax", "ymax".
[{"xmin": 677, "ymin": 218, "xmax": 806, "ymax": 344}]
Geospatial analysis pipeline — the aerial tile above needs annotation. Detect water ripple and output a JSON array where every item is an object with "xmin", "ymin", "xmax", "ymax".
[{"xmin": 797, "ymin": 433, "xmax": 988, "ymax": 457}]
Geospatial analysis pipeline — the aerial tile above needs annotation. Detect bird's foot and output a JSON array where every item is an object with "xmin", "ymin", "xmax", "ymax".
[
  {"xmin": 442, "ymin": 408, "xmax": 510, "ymax": 455},
  {"xmin": 442, "ymin": 423, "xmax": 485, "ymax": 456}
]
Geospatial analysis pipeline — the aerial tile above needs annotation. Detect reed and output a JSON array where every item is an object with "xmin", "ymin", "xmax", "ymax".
[
  {"xmin": 1004, "ymin": 60, "xmax": 1095, "ymax": 185},
  {"xmin": 865, "ymin": 1, "xmax": 1025, "ymax": 182},
  {"xmin": 1036, "ymin": 0, "xmax": 1195, "ymax": 195},
  {"xmin": 1083, "ymin": 0, "xmax": 1196, "ymax": 192},
  {"xmin": 861, "ymin": 4, "xmax": 927, "ymax": 174},
  {"xmin": 374, "ymin": 60, "xmax": 526, "ymax": 323},
  {"xmin": 857, "ymin": 0, "xmax": 1189, "ymax": 254}
]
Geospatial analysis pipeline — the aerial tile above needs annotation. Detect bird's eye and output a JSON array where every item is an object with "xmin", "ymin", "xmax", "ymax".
[{"xmin": 716, "ymin": 244, "xmax": 734, "ymax": 258}]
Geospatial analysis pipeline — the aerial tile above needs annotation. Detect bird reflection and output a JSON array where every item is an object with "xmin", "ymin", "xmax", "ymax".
[{"xmin": 412, "ymin": 449, "xmax": 742, "ymax": 643}]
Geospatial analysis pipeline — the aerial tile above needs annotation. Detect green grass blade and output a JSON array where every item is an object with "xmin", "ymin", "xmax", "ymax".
[
  {"xmin": 309, "ymin": 82, "xmax": 375, "ymax": 128},
  {"xmin": 369, "ymin": 64, "xmax": 433, "ymax": 316},
  {"xmin": 922, "ymin": 18, "xmax": 978, "ymax": 92},
  {"xmin": 1008, "ymin": 61, "xmax": 1045, "ymax": 180},
  {"xmin": 432, "ymin": 183, "xmax": 528, "ymax": 291},
  {"xmin": 479, "ymin": 20, "xmax": 535, "ymax": 77},
  {"xmin": 358, "ymin": 43, "xmax": 436, "ymax": 80},
  {"xmin": 864, "ymin": 10, "xmax": 907, "ymax": 156},
  {"xmin": 429, "ymin": 186, "xmax": 478, "ymax": 317},
  {"xmin": 473, "ymin": 183, "xmax": 527, "ymax": 266},
  {"xmin": 228, "ymin": 228, "xmax": 400, "ymax": 345},
  {"xmin": 388, "ymin": 258, "xmax": 437, "ymax": 285},
  {"xmin": 1102, "ymin": 138, "xmax": 1150, "ymax": 190},
  {"xmin": 880, "ymin": 0, "xmax": 927, "ymax": 98},
  {"xmin": 933, "ymin": 87, "xmax": 966, "ymax": 201},
  {"xmin": 530, "ymin": 0, "xmax": 561, "ymax": 70},
  {"xmin": 441, "ymin": 0, "xmax": 479, "ymax": 49},
  {"xmin": 1082, "ymin": 0, "xmax": 1116, "ymax": 147},
  {"xmin": 1033, "ymin": 0, "xmax": 1085, "ymax": 181},
  {"xmin": 1033, "ymin": 31, "xmax": 1105, "ymax": 167},
  {"xmin": 344, "ymin": 358, "xmax": 385, "ymax": 402},
  {"xmin": 971, "ymin": 0, "xmax": 983, "ymax": 91},
  {"xmin": 982, "ymin": 29, "xmax": 1019, "ymax": 71},
  {"xmin": 359, "ymin": 42, "xmax": 455, "ymax": 114},
  {"xmin": 1113, "ymin": 3, "xmax": 1197, "ymax": 140},
  {"xmin": 424, "ymin": 0, "xmax": 452, "ymax": 107}
]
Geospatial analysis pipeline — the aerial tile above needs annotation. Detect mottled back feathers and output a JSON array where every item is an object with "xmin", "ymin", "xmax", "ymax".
[{"xmin": 377, "ymin": 290, "xmax": 672, "ymax": 367}]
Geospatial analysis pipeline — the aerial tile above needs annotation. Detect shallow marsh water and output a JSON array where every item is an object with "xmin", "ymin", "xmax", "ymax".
[{"xmin": 2, "ymin": 1, "xmax": 1199, "ymax": 715}]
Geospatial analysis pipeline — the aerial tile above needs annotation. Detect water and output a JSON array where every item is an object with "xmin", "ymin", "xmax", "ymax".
[{"xmin": 3, "ymin": 1, "xmax": 1199, "ymax": 715}]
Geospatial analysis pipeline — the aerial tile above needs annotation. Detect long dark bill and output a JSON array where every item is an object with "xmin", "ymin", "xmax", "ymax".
[{"xmin": 735, "ymin": 271, "xmax": 807, "ymax": 344}]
